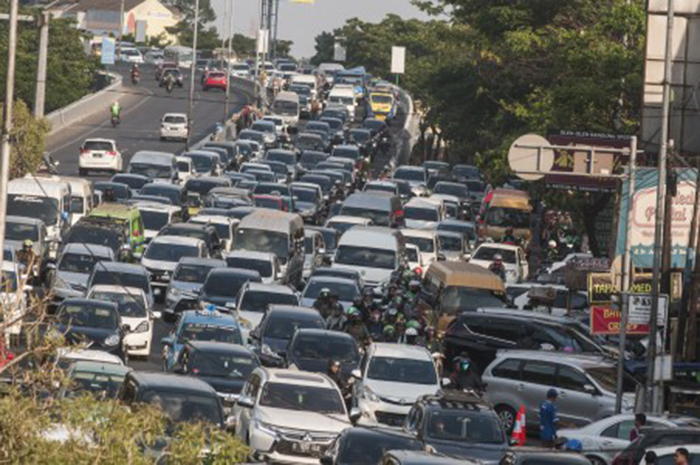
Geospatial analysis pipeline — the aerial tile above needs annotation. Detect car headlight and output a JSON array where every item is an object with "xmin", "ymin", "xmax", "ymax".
[
  {"xmin": 261, "ymin": 344, "xmax": 278, "ymax": 357},
  {"xmin": 134, "ymin": 321, "xmax": 149, "ymax": 333},
  {"xmin": 238, "ymin": 317, "xmax": 252, "ymax": 330},
  {"xmin": 169, "ymin": 287, "xmax": 180, "ymax": 298},
  {"xmin": 506, "ymin": 269, "xmax": 516, "ymax": 276},
  {"xmin": 363, "ymin": 386, "xmax": 380, "ymax": 403},
  {"xmin": 253, "ymin": 417, "xmax": 279, "ymax": 437},
  {"xmin": 104, "ymin": 334, "xmax": 120, "ymax": 347}
]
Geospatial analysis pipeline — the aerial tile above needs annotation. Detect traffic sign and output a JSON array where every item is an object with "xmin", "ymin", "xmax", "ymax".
[
  {"xmin": 507, "ymin": 134, "xmax": 554, "ymax": 181},
  {"xmin": 391, "ymin": 46, "xmax": 406, "ymax": 74},
  {"xmin": 628, "ymin": 293, "xmax": 669, "ymax": 326}
]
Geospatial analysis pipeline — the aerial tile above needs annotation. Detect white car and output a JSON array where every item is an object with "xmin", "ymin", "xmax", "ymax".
[
  {"xmin": 469, "ymin": 243, "xmax": 529, "ymax": 283},
  {"xmin": 640, "ymin": 445, "xmax": 700, "ymax": 464},
  {"xmin": 136, "ymin": 203, "xmax": 182, "ymax": 242},
  {"xmin": 261, "ymin": 115, "xmax": 287, "ymax": 136},
  {"xmin": 232, "ymin": 368, "xmax": 355, "ymax": 464},
  {"xmin": 141, "ymin": 236, "xmax": 208, "ymax": 298},
  {"xmin": 188, "ymin": 215, "xmax": 238, "ymax": 253},
  {"xmin": 229, "ymin": 62, "xmax": 251, "ymax": 79},
  {"xmin": 225, "ymin": 250, "xmax": 280, "ymax": 285},
  {"xmin": 324, "ymin": 215, "xmax": 373, "ymax": 237},
  {"xmin": 401, "ymin": 228, "xmax": 441, "ymax": 268},
  {"xmin": 160, "ymin": 113, "xmax": 188, "ymax": 141},
  {"xmin": 175, "ymin": 156, "xmax": 196, "ymax": 184},
  {"xmin": 405, "ymin": 243, "xmax": 425, "ymax": 275},
  {"xmin": 78, "ymin": 138, "xmax": 122, "ymax": 175},
  {"xmin": 87, "ymin": 285, "xmax": 161, "ymax": 358},
  {"xmin": 559, "ymin": 414, "xmax": 700, "ymax": 465},
  {"xmin": 120, "ymin": 47, "xmax": 144, "ymax": 64},
  {"xmin": 403, "ymin": 197, "xmax": 445, "ymax": 229},
  {"xmin": 352, "ymin": 343, "xmax": 443, "ymax": 427}
]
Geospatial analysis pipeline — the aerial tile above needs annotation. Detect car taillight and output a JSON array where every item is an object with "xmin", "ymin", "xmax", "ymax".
[
  {"xmin": 80, "ymin": 149, "xmax": 89, "ymax": 155},
  {"xmin": 396, "ymin": 210, "xmax": 404, "ymax": 217},
  {"xmin": 106, "ymin": 151, "xmax": 117, "ymax": 156}
]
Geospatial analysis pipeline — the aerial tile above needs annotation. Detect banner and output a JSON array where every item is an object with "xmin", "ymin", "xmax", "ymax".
[
  {"xmin": 591, "ymin": 306, "xmax": 650, "ymax": 335},
  {"xmin": 588, "ymin": 273, "xmax": 653, "ymax": 304},
  {"xmin": 101, "ymin": 36, "xmax": 115, "ymax": 65}
]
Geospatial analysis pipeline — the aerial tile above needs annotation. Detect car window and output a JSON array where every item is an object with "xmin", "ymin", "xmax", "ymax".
[
  {"xmin": 556, "ymin": 366, "xmax": 589, "ymax": 393},
  {"xmin": 491, "ymin": 359, "xmax": 522, "ymax": 380},
  {"xmin": 521, "ymin": 361, "xmax": 556, "ymax": 386}
]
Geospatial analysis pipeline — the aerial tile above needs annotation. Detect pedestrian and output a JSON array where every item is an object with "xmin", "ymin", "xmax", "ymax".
[
  {"xmin": 675, "ymin": 448, "xmax": 691, "ymax": 465},
  {"xmin": 630, "ymin": 413, "xmax": 646, "ymax": 441},
  {"xmin": 539, "ymin": 388, "xmax": 559, "ymax": 448}
]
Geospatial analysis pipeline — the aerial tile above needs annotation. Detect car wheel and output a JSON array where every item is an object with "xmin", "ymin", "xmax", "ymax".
[
  {"xmin": 495, "ymin": 404, "xmax": 517, "ymax": 435},
  {"xmin": 587, "ymin": 457, "xmax": 606, "ymax": 465}
]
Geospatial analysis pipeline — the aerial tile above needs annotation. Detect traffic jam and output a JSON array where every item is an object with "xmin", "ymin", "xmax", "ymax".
[{"xmin": 2, "ymin": 59, "xmax": 699, "ymax": 465}]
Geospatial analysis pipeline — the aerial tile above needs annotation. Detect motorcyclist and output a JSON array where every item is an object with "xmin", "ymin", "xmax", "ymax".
[
  {"xmin": 346, "ymin": 308, "xmax": 371, "ymax": 346},
  {"xmin": 545, "ymin": 240, "xmax": 559, "ymax": 263},
  {"xmin": 451, "ymin": 352, "xmax": 486, "ymax": 393},
  {"xmin": 382, "ymin": 324, "xmax": 398, "ymax": 343},
  {"xmin": 488, "ymin": 254, "xmax": 507, "ymax": 281},
  {"xmin": 313, "ymin": 288, "xmax": 334, "ymax": 319},
  {"xmin": 326, "ymin": 303, "xmax": 348, "ymax": 331},
  {"xmin": 405, "ymin": 280, "xmax": 421, "ymax": 305},
  {"xmin": 422, "ymin": 326, "xmax": 443, "ymax": 355},
  {"xmin": 327, "ymin": 359, "xmax": 352, "ymax": 409},
  {"xmin": 367, "ymin": 309, "xmax": 384, "ymax": 341},
  {"xmin": 501, "ymin": 226, "xmax": 517, "ymax": 245},
  {"xmin": 357, "ymin": 288, "xmax": 379, "ymax": 321},
  {"xmin": 109, "ymin": 101, "xmax": 121, "ymax": 123},
  {"xmin": 163, "ymin": 71, "xmax": 175, "ymax": 91},
  {"xmin": 131, "ymin": 64, "xmax": 140, "ymax": 81},
  {"xmin": 16, "ymin": 239, "xmax": 37, "ymax": 279}
]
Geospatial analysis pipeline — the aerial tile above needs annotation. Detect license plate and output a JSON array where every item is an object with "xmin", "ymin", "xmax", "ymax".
[
  {"xmin": 291, "ymin": 442, "xmax": 319, "ymax": 453},
  {"xmin": 93, "ymin": 153, "xmax": 103, "ymax": 158}
]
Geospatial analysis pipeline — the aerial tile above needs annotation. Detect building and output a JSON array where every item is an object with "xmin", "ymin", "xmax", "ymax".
[{"xmin": 49, "ymin": 0, "xmax": 181, "ymax": 43}]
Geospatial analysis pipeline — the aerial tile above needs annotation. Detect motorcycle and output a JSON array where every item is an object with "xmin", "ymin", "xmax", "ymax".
[
  {"xmin": 111, "ymin": 115, "xmax": 120, "ymax": 128},
  {"xmin": 165, "ymin": 80, "xmax": 174, "ymax": 93},
  {"xmin": 131, "ymin": 72, "xmax": 140, "ymax": 85}
]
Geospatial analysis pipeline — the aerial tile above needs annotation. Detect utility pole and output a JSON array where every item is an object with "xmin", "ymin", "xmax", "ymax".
[
  {"xmin": 117, "ymin": 0, "xmax": 125, "ymax": 61},
  {"xmin": 616, "ymin": 136, "xmax": 637, "ymax": 414},
  {"xmin": 0, "ymin": 0, "xmax": 20, "ymax": 268},
  {"xmin": 225, "ymin": 0, "xmax": 234, "ymax": 120},
  {"xmin": 186, "ymin": 0, "xmax": 201, "ymax": 150},
  {"xmin": 647, "ymin": 0, "xmax": 675, "ymax": 413},
  {"xmin": 34, "ymin": 11, "xmax": 50, "ymax": 118}
]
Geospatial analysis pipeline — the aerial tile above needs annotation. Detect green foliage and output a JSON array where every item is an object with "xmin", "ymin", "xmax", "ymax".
[
  {"xmin": 230, "ymin": 33, "xmax": 255, "ymax": 58},
  {"xmin": 0, "ymin": 99, "xmax": 50, "ymax": 179},
  {"xmin": 148, "ymin": 32, "xmax": 173, "ymax": 49},
  {"xmin": 166, "ymin": 0, "xmax": 218, "ymax": 49},
  {"xmin": 0, "ymin": 16, "xmax": 101, "ymax": 114},
  {"xmin": 275, "ymin": 39, "xmax": 293, "ymax": 59},
  {"xmin": 310, "ymin": 31, "xmax": 334, "ymax": 65}
]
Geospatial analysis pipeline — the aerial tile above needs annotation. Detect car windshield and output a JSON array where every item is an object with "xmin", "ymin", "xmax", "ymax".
[
  {"xmin": 292, "ymin": 188, "xmax": 318, "ymax": 204},
  {"xmin": 394, "ymin": 169, "xmax": 426, "ymax": 183},
  {"xmin": 140, "ymin": 210, "xmax": 170, "ymax": 231},
  {"xmin": 240, "ymin": 290, "xmax": 297, "ymax": 313},
  {"xmin": 304, "ymin": 280, "xmax": 359, "ymax": 302},
  {"xmin": 225, "ymin": 257, "xmax": 273, "ymax": 279},
  {"xmin": 129, "ymin": 163, "xmax": 172, "ymax": 179},
  {"xmin": 427, "ymin": 411, "xmax": 505, "ymax": 444},
  {"xmin": 465, "ymin": 180, "xmax": 485, "ymax": 192},
  {"xmin": 143, "ymin": 390, "xmax": 222, "ymax": 425},
  {"xmin": 144, "ymin": 242, "xmax": 199, "ymax": 262},
  {"xmin": 83, "ymin": 141, "xmax": 113, "ymax": 151},
  {"xmin": 5, "ymin": 222, "xmax": 39, "ymax": 241},
  {"xmin": 272, "ymin": 100, "xmax": 298, "ymax": 116},
  {"xmin": 339, "ymin": 207, "xmax": 388, "ymax": 227},
  {"xmin": 187, "ymin": 155, "xmax": 213, "ymax": 173},
  {"xmin": 486, "ymin": 207, "xmax": 530, "ymax": 228},
  {"xmin": 91, "ymin": 269, "xmax": 148, "ymax": 293},
  {"xmin": 141, "ymin": 186, "xmax": 180, "ymax": 204},
  {"xmin": 338, "ymin": 433, "xmax": 421, "ymax": 465},
  {"xmin": 264, "ymin": 316, "xmax": 324, "ymax": 340},
  {"xmin": 327, "ymin": 220, "xmax": 364, "ymax": 236},
  {"xmin": 292, "ymin": 334, "xmax": 358, "ymax": 362},
  {"xmin": 164, "ymin": 115, "xmax": 186, "ymax": 124},
  {"xmin": 435, "ymin": 183, "xmax": 469, "ymax": 198},
  {"xmin": 333, "ymin": 148, "xmax": 360, "ymax": 161},
  {"xmin": 112, "ymin": 176, "xmax": 147, "ymax": 190},
  {"xmin": 587, "ymin": 367, "xmax": 637, "ymax": 393},
  {"xmin": 174, "ymin": 264, "xmax": 216, "ymax": 283},
  {"xmin": 259, "ymin": 383, "xmax": 345, "ymax": 414},
  {"xmin": 178, "ymin": 323, "xmax": 242, "ymax": 344},
  {"xmin": 266, "ymin": 151, "xmax": 295, "ymax": 165},
  {"xmin": 234, "ymin": 228, "xmax": 289, "ymax": 259},
  {"xmin": 405, "ymin": 236, "xmax": 435, "ymax": 253},
  {"xmin": 367, "ymin": 356, "xmax": 437, "ymax": 385},
  {"xmin": 91, "ymin": 291, "xmax": 146, "ymax": 318},
  {"xmin": 473, "ymin": 247, "xmax": 516, "ymax": 264},
  {"xmin": 406, "ymin": 247, "xmax": 419, "ymax": 263},
  {"xmin": 371, "ymin": 94, "xmax": 393, "ymax": 104},
  {"xmin": 7, "ymin": 195, "xmax": 58, "ymax": 225},
  {"xmin": 365, "ymin": 184, "xmax": 396, "ymax": 194},
  {"xmin": 441, "ymin": 287, "xmax": 506, "ymax": 314},
  {"xmin": 252, "ymin": 122, "xmax": 274, "ymax": 134},
  {"xmin": 59, "ymin": 253, "xmax": 103, "ymax": 274},
  {"xmin": 255, "ymin": 183, "xmax": 290, "ymax": 196},
  {"xmin": 349, "ymin": 131, "xmax": 370, "ymax": 143},
  {"xmin": 454, "ymin": 166, "xmax": 479, "ymax": 179},
  {"xmin": 439, "ymin": 235, "xmax": 463, "ymax": 252},
  {"xmin": 405, "ymin": 207, "xmax": 439, "ymax": 222},
  {"xmin": 190, "ymin": 352, "xmax": 257, "ymax": 379},
  {"xmin": 66, "ymin": 370, "xmax": 126, "ymax": 399},
  {"xmin": 439, "ymin": 223, "xmax": 476, "ymax": 241},
  {"xmin": 335, "ymin": 245, "xmax": 396, "ymax": 270},
  {"xmin": 58, "ymin": 305, "xmax": 118, "ymax": 329},
  {"xmin": 203, "ymin": 273, "xmax": 254, "ymax": 298}
]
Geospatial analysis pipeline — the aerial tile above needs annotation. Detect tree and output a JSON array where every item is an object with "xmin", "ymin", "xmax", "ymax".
[
  {"xmin": 148, "ymin": 32, "xmax": 172, "ymax": 49},
  {"xmin": 166, "ymin": 0, "xmax": 217, "ymax": 47},
  {"xmin": 275, "ymin": 39, "xmax": 293, "ymax": 59},
  {"xmin": 310, "ymin": 31, "xmax": 334, "ymax": 65},
  {"xmin": 229, "ymin": 33, "xmax": 255, "ymax": 58},
  {"xmin": 0, "ymin": 99, "xmax": 50, "ymax": 179}
]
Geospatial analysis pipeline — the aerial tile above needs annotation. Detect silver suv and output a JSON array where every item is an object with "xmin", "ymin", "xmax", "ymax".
[{"xmin": 482, "ymin": 351, "xmax": 637, "ymax": 434}]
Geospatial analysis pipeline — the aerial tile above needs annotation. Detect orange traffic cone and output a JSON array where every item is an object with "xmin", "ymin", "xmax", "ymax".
[{"xmin": 511, "ymin": 405, "xmax": 527, "ymax": 446}]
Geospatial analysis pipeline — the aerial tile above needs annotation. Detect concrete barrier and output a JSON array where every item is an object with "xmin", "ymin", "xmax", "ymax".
[{"xmin": 45, "ymin": 71, "xmax": 123, "ymax": 136}]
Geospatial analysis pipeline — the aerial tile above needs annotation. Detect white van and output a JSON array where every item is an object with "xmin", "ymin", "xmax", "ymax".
[
  {"xmin": 332, "ymin": 226, "xmax": 404, "ymax": 288},
  {"xmin": 8, "ymin": 176, "xmax": 72, "ymax": 255},
  {"xmin": 401, "ymin": 228, "xmax": 441, "ymax": 268},
  {"xmin": 403, "ymin": 197, "xmax": 445, "ymax": 230},
  {"xmin": 272, "ymin": 91, "xmax": 300, "ymax": 127},
  {"xmin": 328, "ymin": 86, "xmax": 357, "ymax": 121},
  {"xmin": 290, "ymin": 74, "xmax": 318, "ymax": 100},
  {"xmin": 59, "ymin": 176, "xmax": 94, "ymax": 226}
]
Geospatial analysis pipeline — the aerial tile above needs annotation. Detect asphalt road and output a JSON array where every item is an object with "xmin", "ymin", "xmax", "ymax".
[{"xmin": 47, "ymin": 63, "xmax": 250, "ymax": 177}]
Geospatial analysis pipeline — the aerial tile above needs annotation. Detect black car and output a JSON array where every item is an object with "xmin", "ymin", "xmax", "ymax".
[
  {"xmin": 404, "ymin": 392, "xmax": 508, "ymax": 463},
  {"xmin": 444, "ymin": 309, "xmax": 605, "ymax": 374},
  {"xmin": 285, "ymin": 329, "xmax": 360, "ymax": 377},
  {"xmin": 53, "ymin": 298, "xmax": 127, "ymax": 361},
  {"xmin": 62, "ymin": 217, "xmax": 129, "ymax": 261},
  {"xmin": 500, "ymin": 450, "xmax": 592, "ymax": 465},
  {"xmin": 158, "ymin": 223, "xmax": 222, "ymax": 258},
  {"xmin": 93, "ymin": 181, "xmax": 132, "ymax": 202},
  {"xmin": 110, "ymin": 173, "xmax": 152, "ymax": 194},
  {"xmin": 299, "ymin": 150, "xmax": 330, "ymax": 173},
  {"xmin": 321, "ymin": 427, "xmax": 423, "ymax": 465},
  {"xmin": 140, "ymin": 183, "xmax": 186, "ymax": 208},
  {"xmin": 199, "ymin": 268, "xmax": 261, "ymax": 310},
  {"xmin": 249, "ymin": 305, "xmax": 325, "ymax": 366},
  {"xmin": 119, "ymin": 371, "xmax": 223, "ymax": 428},
  {"xmin": 612, "ymin": 427, "xmax": 700, "ymax": 465},
  {"xmin": 171, "ymin": 341, "xmax": 259, "ymax": 416}
]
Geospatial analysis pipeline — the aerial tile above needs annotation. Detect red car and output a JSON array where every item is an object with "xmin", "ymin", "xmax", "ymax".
[
  {"xmin": 252, "ymin": 194, "xmax": 289, "ymax": 212},
  {"xmin": 203, "ymin": 71, "xmax": 227, "ymax": 91}
]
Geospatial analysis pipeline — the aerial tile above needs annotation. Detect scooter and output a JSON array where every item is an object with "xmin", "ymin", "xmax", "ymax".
[
  {"xmin": 131, "ymin": 72, "xmax": 140, "ymax": 85},
  {"xmin": 165, "ymin": 79, "xmax": 174, "ymax": 94},
  {"xmin": 111, "ymin": 115, "xmax": 120, "ymax": 128}
]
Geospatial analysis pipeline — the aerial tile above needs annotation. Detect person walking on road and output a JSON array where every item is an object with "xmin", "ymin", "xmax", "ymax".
[
  {"xmin": 539, "ymin": 388, "xmax": 559, "ymax": 448},
  {"xmin": 630, "ymin": 413, "xmax": 646, "ymax": 441}
]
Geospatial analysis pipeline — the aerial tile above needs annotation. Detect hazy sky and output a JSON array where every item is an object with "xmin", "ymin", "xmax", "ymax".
[{"xmin": 210, "ymin": 0, "xmax": 431, "ymax": 58}]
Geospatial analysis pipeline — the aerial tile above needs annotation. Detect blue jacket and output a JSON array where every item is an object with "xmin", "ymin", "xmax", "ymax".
[{"xmin": 539, "ymin": 400, "xmax": 558, "ymax": 441}]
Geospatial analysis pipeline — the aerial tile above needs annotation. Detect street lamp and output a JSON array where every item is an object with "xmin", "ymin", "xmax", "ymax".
[{"xmin": 186, "ymin": 0, "xmax": 201, "ymax": 150}]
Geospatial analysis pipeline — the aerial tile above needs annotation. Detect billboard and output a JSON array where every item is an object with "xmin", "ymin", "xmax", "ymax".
[
  {"xmin": 614, "ymin": 167, "xmax": 697, "ymax": 269},
  {"xmin": 101, "ymin": 36, "xmax": 115, "ymax": 65},
  {"xmin": 391, "ymin": 46, "xmax": 406, "ymax": 74}
]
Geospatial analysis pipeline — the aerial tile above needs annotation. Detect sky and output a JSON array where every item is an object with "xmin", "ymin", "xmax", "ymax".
[{"xmin": 210, "ymin": 0, "xmax": 431, "ymax": 58}]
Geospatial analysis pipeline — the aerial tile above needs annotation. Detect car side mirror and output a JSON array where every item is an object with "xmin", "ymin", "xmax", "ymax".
[
  {"xmin": 441, "ymin": 377, "xmax": 451, "ymax": 388},
  {"xmin": 161, "ymin": 337, "xmax": 173, "ymax": 347},
  {"xmin": 437, "ymin": 253, "xmax": 446, "ymax": 261},
  {"xmin": 249, "ymin": 328, "xmax": 260, "ymax": 340},
  {"xmin": 349, "ymin": 407, "xmax": 361, "ymax": 425},
  {"xmin": 237, "ymin": 396, "xmax": 254, "ymax": 409},
  {"xmin": 583, "ymin": 384, "xmax": 598, "ymax": 396},
  {"xmin": 151, "ymin": 311, "xmax": 162, "ymax": 320},
  {"xmin": 351, "ymin": 368, "xmax": 361, "ymax": 379}
]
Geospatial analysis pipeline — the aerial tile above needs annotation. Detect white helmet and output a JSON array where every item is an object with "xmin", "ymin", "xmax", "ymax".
[{"xmin": 548, "ymin": 240, "xmax": 557, "ymax": 248}]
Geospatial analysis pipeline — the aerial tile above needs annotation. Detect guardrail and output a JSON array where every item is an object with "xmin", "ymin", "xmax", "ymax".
[{"xmin": 45, "ymin": 71, "xmax": 122, "ymax": 136}]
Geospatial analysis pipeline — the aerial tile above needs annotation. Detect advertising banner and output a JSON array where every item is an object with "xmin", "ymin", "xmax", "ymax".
[{"xmin": 591, "ymin": 306, "xmax": 650, "ymax": 335}]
